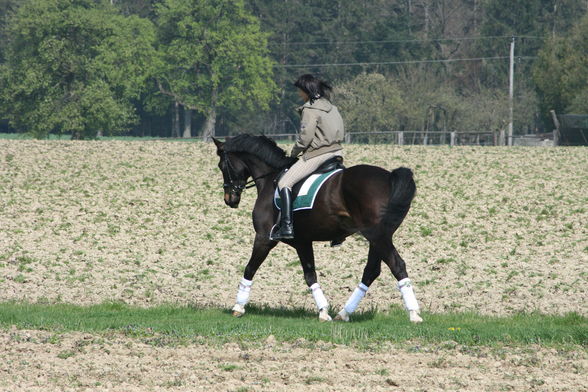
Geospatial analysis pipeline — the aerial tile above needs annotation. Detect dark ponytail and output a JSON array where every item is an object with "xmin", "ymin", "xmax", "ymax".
[{"xmin": 294, "ymin": 74, "xmax": 332, "ymax": 103}]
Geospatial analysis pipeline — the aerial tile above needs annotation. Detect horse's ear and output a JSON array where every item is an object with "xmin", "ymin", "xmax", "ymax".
[{"xmin": 212, "ymin": 137, "xmax": 224, "ymax": 150}]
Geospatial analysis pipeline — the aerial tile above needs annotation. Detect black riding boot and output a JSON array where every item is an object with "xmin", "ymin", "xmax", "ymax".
[{"xmin": 274, "ymin": 187, "xmax": 294, "ymax": 240}]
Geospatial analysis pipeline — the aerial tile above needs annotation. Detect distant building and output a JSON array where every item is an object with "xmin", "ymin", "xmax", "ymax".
[{"xmin": 553, "ymin": 113, "xmax": 588, "ymax": 146}]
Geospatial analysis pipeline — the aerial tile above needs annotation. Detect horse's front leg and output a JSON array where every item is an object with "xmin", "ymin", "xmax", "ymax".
[
  {"xmin": 232, "ymin": 234, "xmax": 277, "ymax": 317},
  {"xmin": 295, "ymin": 242, "xmax": 332, "ymax": 322}
]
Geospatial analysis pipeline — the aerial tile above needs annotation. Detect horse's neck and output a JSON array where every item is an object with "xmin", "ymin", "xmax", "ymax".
[{"xmin": 240, "ymin": 153, "xmax": 278, "ymax": 192}]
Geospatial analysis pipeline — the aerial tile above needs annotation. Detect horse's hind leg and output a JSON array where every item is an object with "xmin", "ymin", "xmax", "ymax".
[
  {"xmin": 295, "ymin": 242, "xmax": 332, "ymax": 322},
  {"xmin": 335, "ymin": 243, "xmax": 380, "ymax": 321},
  {"xmin": 335, "ymin": 240, "xmax": 423, "ymax": 323},
  {"xmin": 232, "ymin": 234, "xmax": 277, "ymax": 317},
  {"xmin": 381, "ymin": 242, "xmax": 423, "ymax": 323}
]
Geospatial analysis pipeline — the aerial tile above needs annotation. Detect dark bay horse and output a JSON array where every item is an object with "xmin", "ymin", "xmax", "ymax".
[{"xmin": 214, "ymin": 134, "xmax": 423, "ymax": 323}]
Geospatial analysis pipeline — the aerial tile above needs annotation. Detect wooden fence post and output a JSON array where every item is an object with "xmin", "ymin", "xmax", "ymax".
[
  {"xmin": 450, "ymin": 131, "xmax": 456, "ymax": 146},
  {"xmin": 398, "ymin": 131, "xmax": 404, "ymax": 146}
]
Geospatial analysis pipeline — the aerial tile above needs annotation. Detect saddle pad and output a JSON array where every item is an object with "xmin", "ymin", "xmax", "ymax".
[{"xmin": 274, "ymin": 169, "xmax": 343, "ymax": 211}]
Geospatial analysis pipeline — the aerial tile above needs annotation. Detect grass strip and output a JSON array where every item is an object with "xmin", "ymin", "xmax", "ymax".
[
  {"xmin": 0, "ymin": 133, "xmax": 196, "ymax": 141},
  {"xmin": 0, "ymin": 302, "xmax": 585, "ymax": 348}
]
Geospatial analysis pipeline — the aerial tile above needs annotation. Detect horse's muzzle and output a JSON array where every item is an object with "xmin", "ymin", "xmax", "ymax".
[{"xmin": 224, "ymin": 192, "xmax": 241, "ymax": 208}]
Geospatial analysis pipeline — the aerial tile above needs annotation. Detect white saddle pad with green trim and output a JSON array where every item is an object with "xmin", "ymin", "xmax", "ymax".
[{"xmin": 274, "ymin": 169, "xmax": 343, "ymax": 212}]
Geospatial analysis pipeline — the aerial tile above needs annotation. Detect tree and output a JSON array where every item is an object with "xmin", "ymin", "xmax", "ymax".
[
  {"xmin": 247, "ymin": 0, "xmax": 423, "ymax": 135},
  {"xmin": 477, "ymin": 0, "xmax": 586, "ymax": 89},
  {"xmin": 0, "ymin": 0, "xmax": 156, "ymax": 139},
  {"xmin": 335, "ymin": 68, "xmax": 538, "ymax": 138},
  {"xmin": 336, "ymin": 73, "xmax": 406, "ymax": 133},
  {"xmin": 533, "ymin": 13, "xmax": 588, "ymax": 117},
  {"xmin": 0, "ymin": 0, "xmax": 21, "ymax": 63},
  {"xmin": 155, "ymin": 0, "xmax": 276, "ymax": 140},
  {"xmin": 113, "ymin": 0, "xmax": 157, "ymax": 18}
]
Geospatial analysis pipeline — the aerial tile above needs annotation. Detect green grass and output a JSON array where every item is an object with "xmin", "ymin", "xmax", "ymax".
[
  {"xmin": 0, "ymin": 302, "xmax": 585, "ymax": 348},
  {"xmin": 0, "ymin": 133, "xmax": 197, "ymax": 141},
  {"xmin": 0, "ymin": 133, "xmax": 70, "ymax": 140}
]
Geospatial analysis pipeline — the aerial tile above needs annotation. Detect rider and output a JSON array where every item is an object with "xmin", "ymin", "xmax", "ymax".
[{"xmin": 272, "ymin": 74, "xmax": 345, "ymax": 240}]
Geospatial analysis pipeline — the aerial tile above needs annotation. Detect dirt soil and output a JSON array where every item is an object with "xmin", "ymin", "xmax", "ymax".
[
  {"xmin": 1, "ymin": 141, "xmax": 587, "ymax": 391},
  {"xmin": 1, "ymin": 141, "xmax": 586, "ymax": 316},
  {"xmin": 1, "ymin": 329, "xmax": 586, "ymax": 392}
]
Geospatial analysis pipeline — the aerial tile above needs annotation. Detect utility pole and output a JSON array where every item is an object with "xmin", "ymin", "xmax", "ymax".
[{"xmin": 508, "ymin": 36, "xmax": 515, "ymax": 146}]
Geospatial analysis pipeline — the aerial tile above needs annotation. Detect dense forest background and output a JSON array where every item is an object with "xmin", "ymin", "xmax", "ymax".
[{"xmin": 0, "ymin": 0, "xmax": 587, "ymax": 139}]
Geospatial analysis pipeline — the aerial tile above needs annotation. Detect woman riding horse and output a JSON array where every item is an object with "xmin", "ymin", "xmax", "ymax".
[
  {"xmin": 214, "ymin": 75, "xmax": 423, "ymax": 323},
  {"xmin": 272, "ymin": 74, "xmax": 345, "ymax": 240}
]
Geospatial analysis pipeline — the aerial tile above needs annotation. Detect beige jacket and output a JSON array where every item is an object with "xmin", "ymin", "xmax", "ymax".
[{"xmin": 291, "ymin": 98, "xmax": 345, "ymax": 160}]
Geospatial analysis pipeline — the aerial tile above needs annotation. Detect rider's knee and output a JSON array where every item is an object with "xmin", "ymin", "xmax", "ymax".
[{"xmin": 277, "ymin": 177, "xmax": 293, "ymax": 190}]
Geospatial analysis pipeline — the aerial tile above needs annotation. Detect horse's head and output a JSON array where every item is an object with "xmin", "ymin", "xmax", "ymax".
[{"xmin": 213, "ymin": 137, "xmax": 249, "ymax": 208}]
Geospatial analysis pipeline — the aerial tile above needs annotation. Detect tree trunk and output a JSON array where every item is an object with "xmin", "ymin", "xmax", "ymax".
[
  {"xmin": 473, "ymin": 0, "xmax": 478, "ymax": 33},
  {"xmin": 201, "ymin": 87, "xmax": 218, "ymax": 142},
  {"xmin": 171, "ymin": 103, "xmax": 176, "ymax": 137},
  {"xmin": 173, "ymin": 101, "xmax": 180, "ymax": 138},
  {"xmin": 407, "ymin": 0, "xmax": 412, "ymax": 34},
  {"xmin": 550, "ymin": 110, "xmax": 560, "ymax": 146},
  {"xmin": 499, "ymin": 128, "xmax": 506, "ymax": 146},
  {"xmin": 201, "ymin": 106, "xmax": 217, "ymax": 142},
  {"xmin": 424, "ymin": 2, "xmax": 430, "ymax": 37},
  {"xmin": 183, "ymin": 107, "xmax": 192, "ymax": 138}
]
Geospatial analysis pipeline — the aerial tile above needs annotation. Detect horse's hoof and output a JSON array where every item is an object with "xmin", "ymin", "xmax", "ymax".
[
  {"xmin": 409, "ymin": 310, "xmax": 423, "ymax": 323},
  {"xmin": 319, "ymin": 308, "xmax": 332, "ymax": 322},
  {"xmin": 232, "ymin": 304, "xmax": 245, "ymax": 318},
  {"xmin": 334, "ymin": 310, "xmax": 349, "ymax": 322}
]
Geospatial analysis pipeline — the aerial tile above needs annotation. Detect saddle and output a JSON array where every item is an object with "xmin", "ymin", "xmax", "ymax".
[{"xmin": 274, "ymin": 156, "xmax": 345, "ymax": 192}]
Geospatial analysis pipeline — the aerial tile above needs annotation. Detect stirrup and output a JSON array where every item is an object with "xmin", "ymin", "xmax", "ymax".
[{"xmin": 269, "ymin": 223, "xmax": 294, "ymax": 241}]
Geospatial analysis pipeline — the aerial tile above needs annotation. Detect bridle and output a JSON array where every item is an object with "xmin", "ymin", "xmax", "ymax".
[
  {"xmin": 222, "ymin": 151, "xmax": 246, "ymax": 194},
  {"xmin": 222, "ymin": 151, "xmax": 276, "ymax": 194}
]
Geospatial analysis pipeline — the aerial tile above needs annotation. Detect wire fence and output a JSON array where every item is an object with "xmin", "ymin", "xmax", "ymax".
[{"xmin": 262, "ymin": 131, "xmax": 555, "ymax": 146}]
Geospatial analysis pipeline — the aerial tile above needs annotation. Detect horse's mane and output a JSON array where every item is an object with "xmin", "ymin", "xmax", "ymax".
[{"xmin": 224, "ymin": 134, "xmax": 296, "ymax": 169}]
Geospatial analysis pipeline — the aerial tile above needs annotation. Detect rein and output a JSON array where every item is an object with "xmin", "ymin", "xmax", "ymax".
[
  {"xmin": 245, "ymin": 171, "xmax": 276, "ymax": 189},
  {"xmin": 223, "ymin": 151, "xmax": 277, "ymax": 193}
]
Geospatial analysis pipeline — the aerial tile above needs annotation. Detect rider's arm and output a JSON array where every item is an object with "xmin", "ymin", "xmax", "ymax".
[{"xmin": 291, "ymin": 109, "xmax": 318, "ymax": 157}]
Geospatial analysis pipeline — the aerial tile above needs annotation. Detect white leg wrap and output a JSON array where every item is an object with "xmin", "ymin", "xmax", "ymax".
[
  {"xmin": 309, "ymin": 283, "xmax": 329, "ymax": 311},
  {"xmin": 236, "ymin": 278, "xmax": 253, "ymax": 306},
  {"xmin": 344, "ymin": 283, "xmax": 369, "ymax": 314},
  {"xmin": 398, "ymin": 278, "xmax": 420, "ymax": 312}
]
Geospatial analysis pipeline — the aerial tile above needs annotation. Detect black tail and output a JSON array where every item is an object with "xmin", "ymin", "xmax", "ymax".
[{"xmin": 382, "ymin": 167, "xmax": 416, "ymax": 231}]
